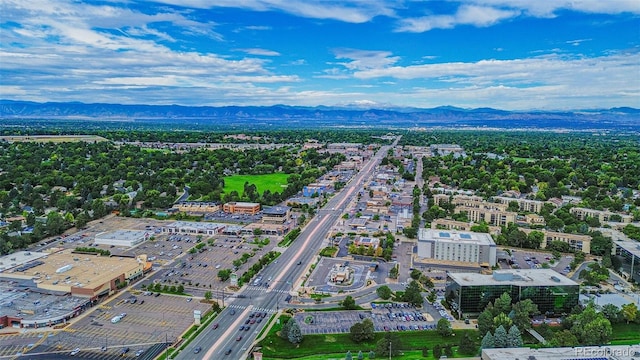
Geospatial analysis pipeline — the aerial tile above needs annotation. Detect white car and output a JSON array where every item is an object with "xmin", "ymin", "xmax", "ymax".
[{"xmin": 70, "ymin": 348, "xmax": 81, "ymax": 356}]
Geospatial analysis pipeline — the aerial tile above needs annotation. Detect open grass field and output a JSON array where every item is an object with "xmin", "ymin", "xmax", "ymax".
[
  {"xmin": 0, "ymin": 135, "xmax": 108, "ymax": 143},
  {"xmin": 610, "ymin": 322, "xmax": 640, "ymax": 345},
  {"xmin": 223, "ymin": 173, "xmax": 291, "ymax": 195},
  {"xmin": 259, "ymin": 316, "xmax": 479, "ymax": 359}
]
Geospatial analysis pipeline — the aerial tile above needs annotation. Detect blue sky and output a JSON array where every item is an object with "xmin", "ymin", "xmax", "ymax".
[{"xmin": 1, "ymin": 0, "xmax": 639, "ymax": 110}]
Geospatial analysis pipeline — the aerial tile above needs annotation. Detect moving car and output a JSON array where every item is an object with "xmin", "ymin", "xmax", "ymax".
[
  {"xmin": 70, "ymin": 348, "xmax": 80, "ymax": 356},
  {"xmin": 194, "ymin": 346, "xmax": 202, "ymax": 354}
]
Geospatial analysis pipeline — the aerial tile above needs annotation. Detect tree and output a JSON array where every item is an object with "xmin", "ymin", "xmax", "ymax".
[
  {"xmin": 279, "ymin": 318, "xmax": 292, "ymax": 340},
  {"xmin": 481, "ymin": 332, "xmax": 495, "ymax": 349},
  {"xmin": 402, "ymin": 280, "xmax": 423, "ymax": 307},
  {"xmin": 410, "ymin": 269, "xmax": 421, "ymax": 280},
  {"xmin": 345, "ymin": 350, "xmax": 352, "ymax": 360},
  {"xmin": 177, "ymin": 284, "xmax": 184, "ymax": 294},
  {"xmin": 357, "ymin": 350, "xmax": 364, "ymax": 360},
  {"xmin": 368, "ymin": 350, "xmax": 375, "ymax": 359},
  {"xmin": 478, "ymin": 309, "xmax": 495, "ymax": 337},
  {"xmin": 204, "ymin": 291, "xmax": 212, "ymax": 301},
  {"xmin": 493, "ymin": 325, "xmax": 508, "ymax": 348},
  {"xmin": 506, "ymin": 325, "xmax": 523, "ymax": 347},
  {"xmin": 511, "ymin": 299, "xmax": 539, "ymax": 330},
  {"xmin": 567, "ymin": 303, "xmax": 612, "ymax": 345},
  {"xmin": 437, "ymin": 318, "xmax": 453, "ymax": 336},
  {"xmin": 376, "ymin": 285, "xmax": 392, "ymax": 300},
  {"xmin": 601, "ymin": 303, "xmax": 622, "ymax": 324},
  {"xmin": 550, "ymin": 329, "xmax": 579, "ymax": 347},
  {"xmin": 217, "ymin": 269, "xmax": 232, "ymax": 281},
  {"xmin": 45, "ymin": 211, "xmax": 65, "ymax": 235},
  {"xmin": 494, "ymin": 292, "xmax": 512, "ymax": 315},
  {"xmin": 341, "ymin": 295, "xmax": 357, "ymax": 310},
  {"xmin": 350, "ymin": 318, "xmax": 375, "ymax": 343},
  {"xmin": 75, "ymin": 211, "xmax": 90, "ymax": 229},
  {"xmin": 458, "ymin": 332, "xmax": 477, "ymax": 355},
  {"xmin": 493, "ymin": 312, "xmax": 513, "ymax": 330},
  {"xmin": 375, "ymin": 332, "xmax": 401, "ymax": 358},
  {"xmin": 443, "ymin": 344, "xmax": 453, "ymax": 357},
  {"xmin": 287, "ymin": 318, "xmax": 303, "ymax": 344},
  {"xmin": 433, "ymin": 344, "xmax": 442, "ymax": 359},
  {"xmin": 621, "ymin": 303, "xmax": 638, "ymax": 324}
]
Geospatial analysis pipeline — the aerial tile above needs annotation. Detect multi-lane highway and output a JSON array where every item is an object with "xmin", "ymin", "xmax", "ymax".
[{"xmin": 178, "ymin": 138, "xmax": 399, "ymax": 360}]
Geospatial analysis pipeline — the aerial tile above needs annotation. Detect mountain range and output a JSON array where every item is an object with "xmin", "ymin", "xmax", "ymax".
[{"xmin": 1, "ymin": 100, "xmax": 638, "ymax": 131}]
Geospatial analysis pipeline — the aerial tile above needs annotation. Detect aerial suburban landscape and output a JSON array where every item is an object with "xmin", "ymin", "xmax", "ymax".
[{"xmin": 0, "ymin": 1, "xmax": 639, "ymax": 360}]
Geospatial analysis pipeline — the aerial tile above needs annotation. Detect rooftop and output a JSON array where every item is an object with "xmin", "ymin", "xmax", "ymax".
[
  {"xmin": 0, "ymin": 281, "xmax": 90, "ymax": 322},
  {"xmin": 482, "ymin": 345, "xmax": 640, "ymax": 360},
  {"xmin": 0, "ymin": 251, "xmax": 48, "ymax": 272},
  {"xmin": 95, "ymin": 229, "xmax": 148, "ymax": 241},
  {"xmin": 164, "ymin": 221, "xmax": 227, "ymax": 231},
  {"xmin": 449, "ymin": 269, "xmax": 578, "ymax": 287},
  {"xmin": 418, "ymin": 229, "xmax": 495, "ymax": 246},
  {"xmin": 1, "ymin": 250, "xmax": 143, "ymax": 292},
  {"xmin": 613, "ymin": 238, "xmax": 640, "ymax": 259},
  {"xmin": 263, "ymin": 206, "xmax": 291, "ymax": 216}
]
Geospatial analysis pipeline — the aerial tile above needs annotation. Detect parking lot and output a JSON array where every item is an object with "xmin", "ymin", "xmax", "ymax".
[
  {"xmin": 0, "ymin": 289, "xmax": 209, "ymax": 359},
  {"xmin": 294, "ymin": 304, "xmax": 438, "ymax": 335},
  {"xmin": 506, "ymin": 248, "xmax": 573, "ymax": 275}
]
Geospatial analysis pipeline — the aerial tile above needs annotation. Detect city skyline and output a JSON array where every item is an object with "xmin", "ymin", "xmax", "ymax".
[{"xmin": 1, "ymin": 0, "xmax": 639, "ymax": 110}]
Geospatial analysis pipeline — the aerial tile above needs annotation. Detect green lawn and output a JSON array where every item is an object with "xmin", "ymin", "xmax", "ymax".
[
  {"xmin": 223, "ymin": 173, "xmax": 291, "ymax": 195},
  {"xmin": 610, "ymin": 322, "xmax": 640, "ymax": 345},
  {"xmin": 259, "ymin": 316, "xmax": 479, "ymax": 359}
]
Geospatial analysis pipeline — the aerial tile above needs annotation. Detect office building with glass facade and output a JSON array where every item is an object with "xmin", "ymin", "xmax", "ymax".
[{"xmin": 446, "ymin": 269, "xmax": 579, "ymax": 318}]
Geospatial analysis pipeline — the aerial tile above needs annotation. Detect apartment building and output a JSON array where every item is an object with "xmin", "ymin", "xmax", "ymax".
[
  {"xmin": 521, "ymin": 228, "xmax": 591, "ymax": 253},
  {"xmin": 494, "ymin": 196, "xmax": 548, "ymax": 213},
  {"xmin": 570, "ymin": 207, "xmax": 633, "ymax": 224},
  {"xmin": 455, "ymin": 206, "xmax": 517, "ymax": 227}
]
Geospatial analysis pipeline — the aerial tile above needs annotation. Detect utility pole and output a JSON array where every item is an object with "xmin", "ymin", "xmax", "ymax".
[{"xmin": 389, "ymin": 339, "xmax": 392, "ymax": 360}]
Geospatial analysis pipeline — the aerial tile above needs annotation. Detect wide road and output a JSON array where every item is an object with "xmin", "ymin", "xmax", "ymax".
[{"xmin": 178, "ymin": 138, "xmax": 399, "ymax": 360}]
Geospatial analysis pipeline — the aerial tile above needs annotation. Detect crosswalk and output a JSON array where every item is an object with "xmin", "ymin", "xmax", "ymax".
[
  {"xmin": 243, "ymin": 286, "xmax": 289, "ymax": 294},
  {"xmin": 226, "ymin": 304, "xmax": 276, "ymax": 314}
]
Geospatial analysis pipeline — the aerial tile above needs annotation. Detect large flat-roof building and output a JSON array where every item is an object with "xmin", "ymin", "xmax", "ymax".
[
  {"xmin": 417, "ymin": 229, "xmax": 497, "ymax": 267},
  {"xmin": 0, "ymin": 250, "xmax": 147, "ymax": 300},
  {"xmin": 494, "ymin": 196, "xmax": 548, "ymax": 213},
  {"xmin": 446, "ymin": 269, "xmax": 579, "ymax": 318},
  {"xmin": 223, "ymin": 202, "xmax": 261, "ymax": 215},
  {"xmin": 162, "ymin": 221, "xmax": 226, "ymax": 236},
  {"xmin": 482, "ymin": 345, "xmax": 640, "ymax": 360},
  {"xmin": 262, "ymin": 206, "xmax": 291, "ymax": 224},
  {"xmin": 94, "ymin": 230, "xmax": 149, "ymax": 247}
]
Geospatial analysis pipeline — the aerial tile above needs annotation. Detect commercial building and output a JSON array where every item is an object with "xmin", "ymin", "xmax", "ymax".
[
  {"xmin": 0, "ymin": 250, "xmax": 147, "ymax": 300},
  {"xmin": 0, "ymin": 282, "xmax": 91, "ymax": 329},
  {"xmin": 520, "ymin": 229, "xmax": 591, "ymax": 253},
  {"xmin": 570, "ymin": 207, "xmax": 633, "ymax": 224},
  {"xmin": 353, "ymin": 237, "xmax": 380, "ymax": 249},
  {"xmin": 162, "ymin": 221, "xmax": 226, "ymax": 236},
  {"xmin": 481, "ymin": 345, "xmax": 640, "ymax": 360},
  {"xmin": 417, "ymin": 229, "xmax": 497, "ymax": 267},
  {"xmin": 613, "ymin": 237, "xmax": 640, "ymax": 282},
  {"xmin": 223, "ymin": 202, "xmax": 261, "ymax": 215},
  {"xmin": 172, "ymin": 201, "xmax": 220, "ymax": 214},
  {"xmin": 94, "ymin": 230, "xmax": 149, "ymax": 247},
  {"xmin": 446, "ymin": 269, "xmax": 579, "ymax": 318},
  {"xmin": 262, "ymin": 206, "xmax": 291, "ymax": 224}
]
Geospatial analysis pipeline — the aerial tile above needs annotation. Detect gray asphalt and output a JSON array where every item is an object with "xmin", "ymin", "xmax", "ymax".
[{"xmin": 176, "ymin": 138, "xmax": 400, "ymax": 360}]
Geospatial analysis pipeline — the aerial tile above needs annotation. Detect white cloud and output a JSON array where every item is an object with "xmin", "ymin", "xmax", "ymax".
[
  {"xmin": 396, "ymin": 5, "xmax": 519, "ymax": 32},
  {"xmin": 236, "ymin": 48, "xmax": 281, "ymax": 56},
  {"xmin": 332, "ymin": 48, "xmax": 400, "ymax": 70},
  {"xmin": 150, "ymin": 0, "xmax": 398, "ymax": 23}
]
